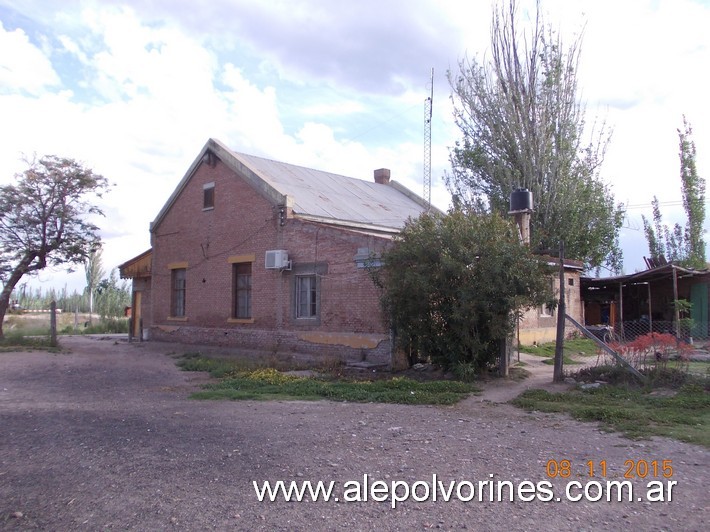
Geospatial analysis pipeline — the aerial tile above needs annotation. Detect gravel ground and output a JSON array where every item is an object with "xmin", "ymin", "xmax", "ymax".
[{"xmin": 0, "ymin": 336, "xmax": 707, "ymax": 531}]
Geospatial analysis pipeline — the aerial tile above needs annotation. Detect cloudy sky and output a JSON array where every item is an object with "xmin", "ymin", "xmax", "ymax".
[{"xmin": 1, "ymin": 0, "xmax": 709, "ymax": 293}]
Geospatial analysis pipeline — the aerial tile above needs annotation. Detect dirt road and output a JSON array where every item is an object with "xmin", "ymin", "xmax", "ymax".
[{"xmin": 1, "ymin": 336, "xmax": 707, "ymax": 530}]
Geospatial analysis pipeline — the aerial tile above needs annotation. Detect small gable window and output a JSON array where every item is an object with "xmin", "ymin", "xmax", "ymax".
[{"xmin": 203, "ymin": 182, "xmax": 215, "ymax": 210}]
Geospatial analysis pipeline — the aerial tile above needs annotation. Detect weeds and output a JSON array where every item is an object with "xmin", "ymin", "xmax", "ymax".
[
  {"xmin": 572, "ymin": 364, "xmax": 709, "ymax": 390},
  {"xmin": 79, "ymin": 318, "xmax": 129, "ymax": 334},
  {"xmin": 0, "ymin": 332, "xmax": 60, "ymax": 352},
  {"xmin": 513, "ymin": 378, "xmax": 710, "ymax": 447},
  {"xmin": 176, "ymin": 355, "xmax": 240, "ymax": 378},
  {"xmin": 177, "ymin": 354, "xmax": 479, "ymax": 405},
  {"xmin": 194, "ymin": 374, "xmax": 476, "ymax": 404},
  {"xmin": 608, "ymin": 333, "xmax": 692, "ymax": 372},
  {"xmin": 520, "ymin": 338, "xmax": 597, "ymax": 359}
]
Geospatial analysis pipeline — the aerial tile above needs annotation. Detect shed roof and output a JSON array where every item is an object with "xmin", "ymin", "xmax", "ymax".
[
  {"xmin": 581, "ymin": 263, "xmax": 710, "ymax": 291},
  {"xmin": 151, "ymin": 138, "xmax": 433, "ymax": 234}
]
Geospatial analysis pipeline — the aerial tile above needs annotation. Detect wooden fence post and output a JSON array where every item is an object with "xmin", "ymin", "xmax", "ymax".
[{"xmin": 50, "ymin": 300, "xmax": 58, "ymax": 347}]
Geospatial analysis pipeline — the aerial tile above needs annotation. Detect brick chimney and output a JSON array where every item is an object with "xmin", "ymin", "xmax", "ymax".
[{"xmin": 374, "ymin": 168, "xmax": 390, "ymax": 185}]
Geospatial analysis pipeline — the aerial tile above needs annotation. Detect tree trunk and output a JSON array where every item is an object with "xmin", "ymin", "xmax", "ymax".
[
  {"xmin": 0, "ymin": 255, "xmax": 35, "ymax": 339},
  {"xmin": 89, "ymin": 290, "xmax": 94, "ymax": 325},
  {"xmin": 499, "ymin": 336, "xmax": 508, "ymax": 377},
  {"xmin": 0, "ymin": 292, "xmax": 9, "ymax": 340},
  {"xmin": 50, "ymin": 300, "xmax": 58, "ymax": 347}
]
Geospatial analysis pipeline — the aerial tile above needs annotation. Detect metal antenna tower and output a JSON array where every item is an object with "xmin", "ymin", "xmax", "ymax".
[{"xmin": 423, "ymin": 68, "xmax": 433, "ymax": 210}]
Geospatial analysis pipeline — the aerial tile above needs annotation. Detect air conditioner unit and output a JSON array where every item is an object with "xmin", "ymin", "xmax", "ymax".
[{"xmin": 265, "ymin": 250, "xmax": 290, "ymax": 269}]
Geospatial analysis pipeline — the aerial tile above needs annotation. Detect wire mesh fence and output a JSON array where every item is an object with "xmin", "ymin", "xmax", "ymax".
[
  {"xmin": 585, "ymin": 319, "xmax": 707, "ymax": 344},
  {"xmin": 582, "ymin": 319, "xmax": 706, "ymax": 372}
]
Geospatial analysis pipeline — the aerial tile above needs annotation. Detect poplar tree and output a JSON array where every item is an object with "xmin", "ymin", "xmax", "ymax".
[
  {"xmin": 642, "ymin": 117, "xmax": 706, "ymax": 269},
  {"xmin": 84, "ymin": 248, "xmax": 105, "ymax": 325},
  {"xmin": 447, "ymin": 0, "xmax": 624, "ymax": 271}
]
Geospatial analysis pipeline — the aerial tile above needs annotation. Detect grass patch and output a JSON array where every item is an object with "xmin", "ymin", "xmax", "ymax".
[
  {"xmin": 178, "ymin": 355, "xmax": 478, "ymax": 405},
  {"xmin": 686, "ymin": 360, "xmax": 710, "ymax": 376},
  {"xmin": 0, "ymin": 332, "xmax": 60, "ymax": 352},
  {"xmin": 68, "ymin": 318, "xmax": 129, "ymax": 335},
  {"xmin": 520, "ymin": 337, "xmax": 598, "ymax": 358},
  {"xmin": 5, "ymin": 312, "xmax": 128, "ymax": 336},
  {"xmin": 512, "ymin": 382, "xmax": 710, "ymax": 447},
  {"xmin": 574, "ymin": 364, "xmax": 706, "ymax": 389},
  {"xmin": 176, "ymin": 353, "xmax": 242, "ymax": 378}
]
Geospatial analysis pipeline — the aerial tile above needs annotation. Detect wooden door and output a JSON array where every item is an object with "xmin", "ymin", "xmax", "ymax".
[{"xmin": 132, "ymin": 291, "xmax": 142, "ymax": 339}]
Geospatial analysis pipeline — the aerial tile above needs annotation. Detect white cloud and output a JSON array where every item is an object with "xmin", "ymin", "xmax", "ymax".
[
  {"xmin": 0, "ymin": 0, "xmax": 709, "ymax": 292},
  {"xmin": 0, "ymin": 20, "xmax": 60, "ymax": 95}
]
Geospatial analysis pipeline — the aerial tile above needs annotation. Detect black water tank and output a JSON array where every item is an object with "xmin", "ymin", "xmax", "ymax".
[{"xmin": 510, "ymin": 188, "xmax": 533, "ymax": 211}]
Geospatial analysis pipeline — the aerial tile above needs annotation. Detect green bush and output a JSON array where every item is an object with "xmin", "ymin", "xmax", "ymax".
[
  {"xmin": 371, "ymin": 210, "xmax": 553, "ymax": 371},
  {"xmin": 81, "ymin": 318, "xmax": 129, "ymax": 334}
]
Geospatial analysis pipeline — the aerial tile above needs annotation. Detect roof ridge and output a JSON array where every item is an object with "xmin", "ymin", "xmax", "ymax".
[{"xmin": 233, "ymin": 150, "xmax": 387, "ymax": 187}]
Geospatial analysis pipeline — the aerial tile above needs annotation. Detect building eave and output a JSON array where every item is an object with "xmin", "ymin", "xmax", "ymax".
[
  {"xmin": 119, "ymin": 248, "xmax": 153, "ymax": 279},
  {"xmin": 293, "ymin": 213, "xmax": 404, "ymax": 235}
]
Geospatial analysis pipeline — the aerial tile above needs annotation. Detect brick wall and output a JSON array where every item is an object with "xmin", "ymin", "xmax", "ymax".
[{"xmin": 148, "ymin": 155, "xmax": 392, "ymax": 365}]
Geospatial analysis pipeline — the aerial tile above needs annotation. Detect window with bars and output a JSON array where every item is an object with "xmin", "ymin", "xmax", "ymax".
[
  {"xmin": 171, "ymin": 268, "xmax": 186, "ymax": 317},
  {"xmin": 233, "ymin": 262, "xmax": 252, "ymax": 319}
]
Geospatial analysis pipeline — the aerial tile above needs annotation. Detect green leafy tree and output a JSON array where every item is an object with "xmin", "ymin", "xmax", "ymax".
[
  {"xmin": 678, "ymin": 117, "xmax": 705, "ymax": 267},
  {"xmin": 642, "ymin": 117, "xmax": 706, "ymax": 268},
  {"xmin": 0, "ymin": 155, "xmax": 109, "ymax": 338},
  {"xmin": 446, "ymin": 0, "xmax": 624, "ymax": 272},
  {"xmin": 95, "ymin": 269, "xmax": 131, "ymax": 319},
  {"xmin": 84, "ymin": 247, "xmax": 105, "ymax": 324},
  {"xmin": 371, "ymin": 210, "xmax": 553, "ymax": 373}
]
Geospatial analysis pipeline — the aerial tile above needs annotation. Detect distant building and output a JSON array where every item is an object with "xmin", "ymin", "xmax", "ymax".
[
  {"xmin": 582, "ymin": 262, "xmax": 710, "ymax": 342},
  {"xmin": 517, "ymin": 257, "xmax": 584, "ymax": 345}
]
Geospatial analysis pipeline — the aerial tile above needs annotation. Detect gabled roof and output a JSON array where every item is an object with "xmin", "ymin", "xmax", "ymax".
[{"xmin": 151, "ymin": 138, "xmax": 434, "ymax": 234}]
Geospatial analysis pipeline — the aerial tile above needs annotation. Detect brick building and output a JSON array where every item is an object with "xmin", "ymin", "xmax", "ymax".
[{"xmin": 119, "ymin": 138, "xmax": 431, "ymax": 366}]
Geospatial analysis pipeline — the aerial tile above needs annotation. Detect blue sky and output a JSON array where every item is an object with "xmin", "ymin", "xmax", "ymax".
[{"xmin": 1, "ymin": 0, "xmax": 709, "ymax": 293}]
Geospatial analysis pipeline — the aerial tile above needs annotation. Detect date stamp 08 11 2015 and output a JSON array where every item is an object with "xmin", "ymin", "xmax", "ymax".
[{"xmin": 545, "ymin": 459, "xmax": 674, "ymax": 480}]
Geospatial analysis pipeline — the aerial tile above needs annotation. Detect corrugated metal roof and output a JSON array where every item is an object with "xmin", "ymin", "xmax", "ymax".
[
  {"xmin": 234, "ymin": 152, "xmax": 428, "ymax": 229},
  {"xmin": 582, "ymin": 263, "xmax": 710, "ymax": 288}
]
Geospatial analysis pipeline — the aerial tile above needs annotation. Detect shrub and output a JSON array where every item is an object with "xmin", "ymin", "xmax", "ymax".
[{"xmin": 609, "ymin": 332, "xmax": 692, "ymax": 370}]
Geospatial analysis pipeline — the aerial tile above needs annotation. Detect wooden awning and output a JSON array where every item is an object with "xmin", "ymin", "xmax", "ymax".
[{"xmin": 119, "ymin": 249, "xmax": 152, "ymax": 279}]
